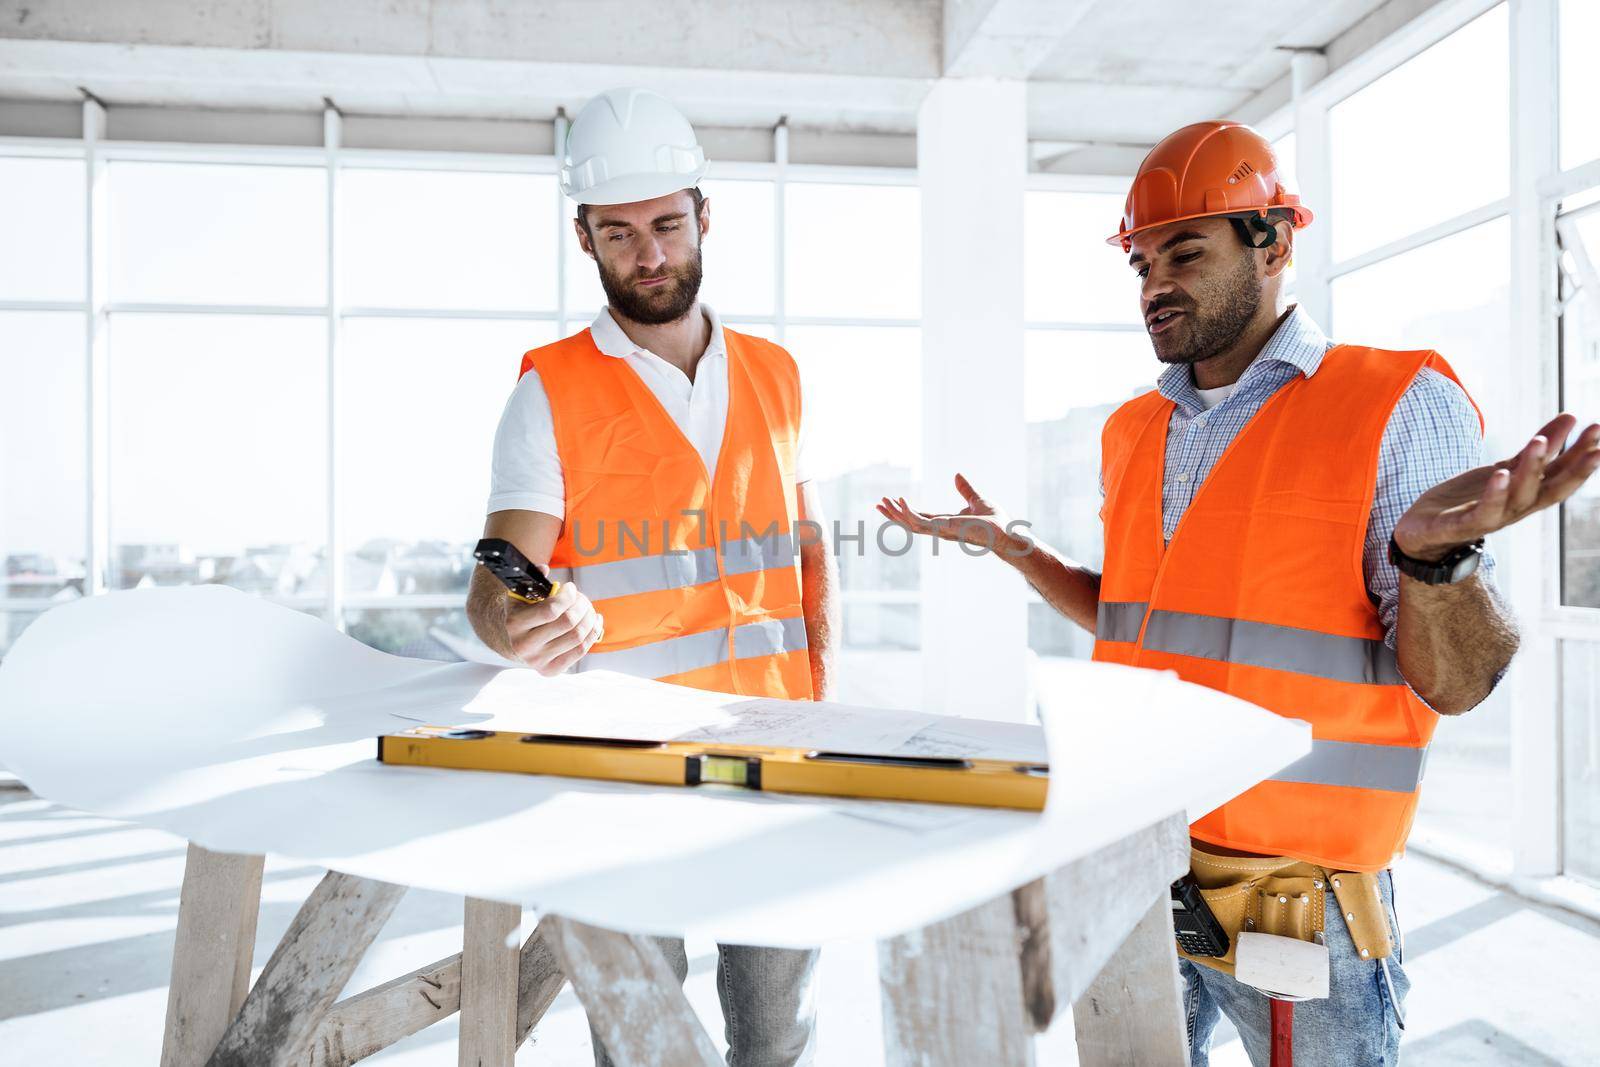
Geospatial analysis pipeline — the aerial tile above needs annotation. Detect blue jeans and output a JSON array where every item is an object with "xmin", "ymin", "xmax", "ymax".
[
  {"xmin": 1180, "ymin": 870, "xmax": 1410, "ymax": 1066},
  {"xmin": 589, "ymin": 938, "xmax": 818, "ymax": 1067}
]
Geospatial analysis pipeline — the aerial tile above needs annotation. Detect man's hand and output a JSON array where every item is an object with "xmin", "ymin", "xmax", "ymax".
[
  {"xmin": 875, "ymin": 473, "xmax": 1028, "ymax": 557},
  {"xmin": 877, "ymin": 471, "xmax": 1100, "ymax": 631},
  {"xmin": 506, "ymin": 572, "xmax": 604, "ymax": 676},
  {"xmin": 1393, "ymin": 413, "xmax": 1600, "ymax": 562}
]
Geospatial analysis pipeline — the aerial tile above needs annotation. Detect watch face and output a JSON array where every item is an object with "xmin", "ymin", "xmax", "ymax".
[{"xmin": 1449, "ymin": 551, "xmax": 1482, "ymax": 583}]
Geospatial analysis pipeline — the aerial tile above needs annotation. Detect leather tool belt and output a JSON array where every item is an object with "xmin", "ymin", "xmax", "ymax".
[{"xmin": 1179, "ymin": 844, "xmax": 1396, "ymax": 978}]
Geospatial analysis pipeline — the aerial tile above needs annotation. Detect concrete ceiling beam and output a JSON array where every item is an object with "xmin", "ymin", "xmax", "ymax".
[
  {"xmin": 941, "ymin": 0, "xmax": 1098, "ymax": 78},
  {"xmin": 0, "ymin": 39, "xmax": 934, "ymax": 134}
]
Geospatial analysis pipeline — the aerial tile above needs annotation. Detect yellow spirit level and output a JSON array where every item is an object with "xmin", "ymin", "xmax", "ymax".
[{"xmin": 377, "ymin": 727, "xmax": 1049, "ymax": 812}]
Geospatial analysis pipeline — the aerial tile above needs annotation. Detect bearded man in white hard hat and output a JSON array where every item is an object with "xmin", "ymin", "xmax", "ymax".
[{"xmin": 467, "ymin": 88, "xmax": 834, "ymax": 1066}]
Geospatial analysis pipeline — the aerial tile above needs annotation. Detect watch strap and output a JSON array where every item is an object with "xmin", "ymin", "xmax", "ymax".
[{"xmin": 1388, "ymin": 536, "xmax": 1484, "ymax": 585}]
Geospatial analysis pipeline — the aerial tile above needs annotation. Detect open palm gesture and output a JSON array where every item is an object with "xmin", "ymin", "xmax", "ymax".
[
  {"xmin": 876, "ymin": 473, "xmax": 1025, "ymax": 556},
  {"xmin": 1393, "ymin": 413, "xmax": 1600, "ymax": 561}
]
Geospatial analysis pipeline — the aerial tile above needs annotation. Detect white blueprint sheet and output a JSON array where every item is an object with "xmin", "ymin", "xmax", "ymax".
[
  {"xmin": 0, "ymin": 586, "xmax": 1308, "ymax": 947},
  {"xmin": 459, "ymin": 668, "xmax": 940, "ymax": 754}
]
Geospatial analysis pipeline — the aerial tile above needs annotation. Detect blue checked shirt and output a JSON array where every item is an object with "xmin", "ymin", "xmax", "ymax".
[{"xmin": 1150, "ymin": 305, "xmax": 1493, "ymax": 651}]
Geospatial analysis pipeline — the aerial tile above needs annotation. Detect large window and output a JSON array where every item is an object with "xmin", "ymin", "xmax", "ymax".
[
  {"xmin": 1562, "ymin": 641, "xmax": 1600, "ymax": 885},
  {"xmin": 698, "ymin": 178, "xmax": 776, "ymax": 319},
  {"xmin": 785, "ymin": 183, "xmax": 919, "ymax": 321},
  {"xmin": 1558, "ymin": 192, "xmax": 1600, "ymax": 885},
  {"xmin": 1, "ymin": 312, "xmax": 86, "ymax": 602},
  {"xmin": 1560, "ymin": 0, "xmax": 1600, "ymax": 171},
  {"xmin": 335, "ymin": 167, "xmax": 559, "ymax": 651},
  {"xmin": 338, "ymin": 317, "xmax": 559, "ymax": 600},
  {"xmin": 341, "ymin": 169, "xmax": 557, "ymax": 311},
  {"xmin": 1, "ymin": 157, "xmax": 87, "ymax": 653},
  {"xmin": 1559, "ymin": 204, "xmax": 1600, "ymax": 609},
  {"xmin": 1331, "ymin": 217, "xmax": 1513, "ymax": 445},
  {"xmin": 1022, "ymin": 190, "xmax": 1136, "ymax": 328},
  {"xmin": 1, "ymin": 151, "xmax": 572, "ymax": 658},
  {"xmin": 0, "ymin": 138, "xmax": 923, "ymax": 674},
  {"xmin": 1328, "ymin": 4, "xmax": 1509, "ymax": 262},
  {"xmin": 784, "ymin": 182, "xmax": 923, "ymax": 666},
  {"xmin": 1329, "ymin": 7, "xmax": 1515, "ymax": 860},
  {"xmin": 0, "ymin": 157, "xmax": 83, "ymax": 301},
  {"xmin": 103, "ymin": 162, "xmax": 332, "ymax": 595},
  {"xmin": 1024, "ymin": 327, "xmax": 1153, "ymax": 660},
  {"xmin": 791, "ymin": 322, "xmax": 921, "ymax": 652},
  {"xmin": 110, "ymin": 161, "xmax": 327, "ymax": 306},
  {"xmin": 1021, "ymin": 188, "xmax": 1151, "ymax": 660},
  {"xmin": 108, "ymin": 314, "xmax": 328, "ymax": 591}
]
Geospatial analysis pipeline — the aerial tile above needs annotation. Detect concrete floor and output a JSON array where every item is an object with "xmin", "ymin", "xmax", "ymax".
[{"xmin": 2, "ymin": 784, "xmax": 1596, "ymax": 1065}]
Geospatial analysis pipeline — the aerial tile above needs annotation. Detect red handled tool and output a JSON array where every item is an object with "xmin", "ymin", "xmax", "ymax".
[{"xmin": 1269, "ymin": 997, "xmax": 1294, "ymax": 1067}]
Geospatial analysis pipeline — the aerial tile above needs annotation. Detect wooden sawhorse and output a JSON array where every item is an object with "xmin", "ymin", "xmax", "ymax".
[{"xmin": 159, "ymin": 813, "xmax": 1190, "ymax": 1066}]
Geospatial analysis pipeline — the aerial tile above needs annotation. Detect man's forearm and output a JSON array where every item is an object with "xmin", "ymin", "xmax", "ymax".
[
  {"xmin": 800, "ymin": 540, "xmax": 840, "ymax": 700},
  {"xmin": 1395, "ymin": 573, "xmax": 1519, "ymax": 715},
  {"xmin": 466, "ymin": 569, "xmax": 516, "ymax": 660},
  {"xmin": 1003, "ymin": 532, "xmax": 1101, "ymax": 634}
]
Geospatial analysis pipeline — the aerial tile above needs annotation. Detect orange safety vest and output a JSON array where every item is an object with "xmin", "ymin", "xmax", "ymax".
[
  {"xmin": 1093, "ymin": 345, "xmax": 1481, "ymax": 872},
  {"xmin": 519, "ymin": 327, "xmax": 813, "ymax": 700}
]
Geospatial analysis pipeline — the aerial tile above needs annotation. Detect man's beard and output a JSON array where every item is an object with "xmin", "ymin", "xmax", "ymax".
[
  {"xmin": 598, "ymin": 248, "xmax": 704, "ymax": 326},
  {"xmin": 1148, "ymin": 252, "xmax": 1261, "ymax": 365}
]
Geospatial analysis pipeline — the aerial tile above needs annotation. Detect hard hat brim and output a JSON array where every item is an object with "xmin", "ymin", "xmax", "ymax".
[
  {"xmin": 565, "ymin": 169, "xmax": 707, "ymax": 207},
  {"xmin": 1107, "ymin": 205, "xmax": 1315, "ymax": 250}
]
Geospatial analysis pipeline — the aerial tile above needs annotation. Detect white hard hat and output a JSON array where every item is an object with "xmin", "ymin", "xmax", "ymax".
[{"xmin": 560, "ymin": 88, "xmax": 709, "ymax": 206}]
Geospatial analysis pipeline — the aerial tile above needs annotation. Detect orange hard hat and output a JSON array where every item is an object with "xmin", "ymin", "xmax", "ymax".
[{"xmin": 1108, "ymin": 121, "xmax": 1312, "ymax": 252}]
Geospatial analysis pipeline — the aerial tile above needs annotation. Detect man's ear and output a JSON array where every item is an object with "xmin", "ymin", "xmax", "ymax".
[
  {"xmin": 1262, "ymin": 220, "xmax": 1295, "ymax": 278},
  {"xmin": 697, "ymin": 196, "xmax": 711, "ymax": 242},
  {"xmin": 573, "ymin": 216, "xmax": 596, "ymax": 261}
]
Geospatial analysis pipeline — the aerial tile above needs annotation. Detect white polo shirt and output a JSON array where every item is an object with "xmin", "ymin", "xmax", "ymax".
[{"xmin": 488, "ymin": 305, "xmax": 811, "ymax": 519}]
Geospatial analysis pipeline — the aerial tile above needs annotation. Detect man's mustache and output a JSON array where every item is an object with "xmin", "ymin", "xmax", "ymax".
[
  {"xmin": 1145, "ymin": 294, "xmax": 1196, "ymax": 323},
  {"xmin": 1144, "ymin": 295, "xmax": 1194, "ymax": 320}
]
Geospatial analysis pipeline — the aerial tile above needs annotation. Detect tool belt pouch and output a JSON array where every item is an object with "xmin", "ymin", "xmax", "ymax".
[
  {"xmin": 1178, "ymin": 875, "xmax": 1325, "ymax": 978},
  {"xmin": 1327, "ymin": 871, "xmax": 1395, "ymax": 963},
  {"xmin": 1178, "ymin": 852, "xmax": 1396, "ymax": 977}
]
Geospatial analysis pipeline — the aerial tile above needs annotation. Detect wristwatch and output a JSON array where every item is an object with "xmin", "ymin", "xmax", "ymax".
[{"xmin": 1388, "ymin": 536, "xmax": 1484, "ymax": 585}]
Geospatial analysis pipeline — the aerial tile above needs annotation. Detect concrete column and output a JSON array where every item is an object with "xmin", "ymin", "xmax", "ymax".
[{"xmin": 917, "ymin": 78, "xmax": 1030, "ymax": 721}]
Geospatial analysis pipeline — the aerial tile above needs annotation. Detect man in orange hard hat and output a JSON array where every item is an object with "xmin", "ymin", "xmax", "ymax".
[
  {"xmin": 881, "ymin": 120, "xmax": 1600, "ymax": 1065},
  {"xmin": 468, "ymin": 88, "xmax": 833, "ymax": 1066}
]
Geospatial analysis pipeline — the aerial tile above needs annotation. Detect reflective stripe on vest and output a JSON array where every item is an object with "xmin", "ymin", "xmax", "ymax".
[
  {"xmin": 1095, "ymin": 602, "xmax": 1404, "ymax": 686},
  {"xmin": 1095, "ymin": 600, "xmax": 1148, "ymax": 643},
  {"xmin": 1272, "ymin": 739, "xmax": 1427, "ymax": 793},
  {"xmin": 578, "ymin": 616, "xmax": 808, "ymax": 678},
  {"xmin": 721, "ymin": 529, "xmax": 797, "ymax": 578},
  {"xmin": 550, "ymin": 531, "xmax": 796, "ymax": 603},
  {"xmin": 551, "ymin": 547, "xmax": 717, "ymax": 602}
]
